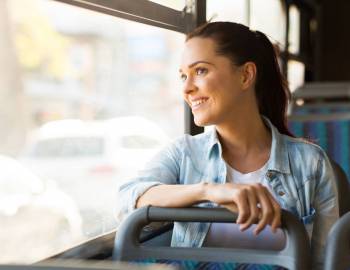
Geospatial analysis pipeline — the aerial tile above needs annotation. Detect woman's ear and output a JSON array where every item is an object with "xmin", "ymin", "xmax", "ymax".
[{"xmin": 241, "ymin": 62, "xmax": 257, "ymax": 90}]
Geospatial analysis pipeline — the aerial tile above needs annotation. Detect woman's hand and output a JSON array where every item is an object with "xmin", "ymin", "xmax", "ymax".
[{"xmin": 205, "ymin": 182, "xmax": 281, "ymax": 235}]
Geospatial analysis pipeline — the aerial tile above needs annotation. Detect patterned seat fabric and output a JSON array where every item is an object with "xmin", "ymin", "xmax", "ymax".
[
  {"xmin": 133, "ymin": 259, "xmax": 287, "ymax": 270},
  {"xmin": 289, "ymin": 106, "xmax": 350, "ymax": 179}
]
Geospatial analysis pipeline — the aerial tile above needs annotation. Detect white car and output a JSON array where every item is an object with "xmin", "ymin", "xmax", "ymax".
[
  {"xmin": 20, "ymin": 116, "xmax": 169, "ymax": 185},
  {"xmin": 19, "ymin": 116, "xmax": 170, "ymax": 236},
  {"xmin": 0, "ymin": 155, "xmax": 83, "ymax": 264}
]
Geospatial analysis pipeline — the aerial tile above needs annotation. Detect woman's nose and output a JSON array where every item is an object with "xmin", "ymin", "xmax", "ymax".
[{"xmin": 182, "ymin": 77, "xmax": 197, "ymax": 95}]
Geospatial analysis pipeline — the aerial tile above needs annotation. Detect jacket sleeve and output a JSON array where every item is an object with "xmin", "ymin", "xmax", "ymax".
[
  {"xmin": 115, "ymin": 140, "xmax": 181, "ymax": 224},
  {"xmin": 311, "ymin": 152, "xmax": 339, "ymax": 270}
]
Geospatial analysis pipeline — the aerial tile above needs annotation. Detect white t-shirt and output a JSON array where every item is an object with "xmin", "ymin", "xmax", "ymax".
[
  {"xmin": 226, "ymin": 161, "xmax": 267, "ymax": 185},
  {"xmin": 203, "ymin": 162, "xmax": 285, "ymax": 250}
]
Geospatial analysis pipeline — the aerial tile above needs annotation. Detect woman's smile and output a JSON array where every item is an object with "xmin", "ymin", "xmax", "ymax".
[{"xmin": 190, "ymin": 97, "xmax": 209, "ymax": 111}]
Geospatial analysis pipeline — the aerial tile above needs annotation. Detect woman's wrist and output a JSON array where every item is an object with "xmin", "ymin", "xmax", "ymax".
[{"xmin": 198, "ymin": 181, "xmax": 212, "ymax": 202}]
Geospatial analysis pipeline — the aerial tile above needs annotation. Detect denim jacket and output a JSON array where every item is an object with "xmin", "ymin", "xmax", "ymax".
[{"xmin": 117, "ymin": 118, "xmax": 339, "ymax": 269}]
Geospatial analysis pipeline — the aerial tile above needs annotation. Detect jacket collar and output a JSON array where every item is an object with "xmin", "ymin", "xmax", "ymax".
[{"xmin": 206, "ymin": 117, "xmax": 291, "ymax": 174}]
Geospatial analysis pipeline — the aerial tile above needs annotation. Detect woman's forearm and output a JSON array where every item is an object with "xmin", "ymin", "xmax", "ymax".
[{"xmin": 136, "ymin": 182, "xmax": 209, "ymax": 208}]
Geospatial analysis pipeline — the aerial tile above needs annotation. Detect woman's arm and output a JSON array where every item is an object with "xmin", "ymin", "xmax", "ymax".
[
  {"xmin": 136, "ymin": 182, "xmax": 207, "ymax": 208},
  {"xmin": 116, "ymin": 142, "xmax": 181, "ymax": 222},
  {"xmin": 137, "ymin": 181, "xmax": 281, "ymax": 234}
]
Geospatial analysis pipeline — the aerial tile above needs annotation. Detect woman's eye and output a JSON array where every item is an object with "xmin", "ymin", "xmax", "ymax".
[
  {"xmin": 180, "ymin": 74, "xmax": 187, "ymax": 82},
  {"xmin": 195, "ymin": 67, "xmax": 207, "ymax": 75}
]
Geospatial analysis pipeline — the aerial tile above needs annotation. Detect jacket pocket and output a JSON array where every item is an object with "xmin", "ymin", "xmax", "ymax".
[
  {"xmin": 300, "ymin": 207, "xmax": 316, "ymax": 239},
  {"xmin": 301, "ymin": 207, "xmax": 316, "ymax": 225}
]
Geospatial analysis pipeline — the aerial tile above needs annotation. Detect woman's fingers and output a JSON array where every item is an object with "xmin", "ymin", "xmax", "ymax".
[
  {"xmin": 239, "ymin": 187, "xmax": 260, "ymax": 231},
  {"xmin": 214, "ymin": 183, "xmax": 281, "ymax": 234},
  {"xmin": 264, "ymin": 188, "xmax": 281, "ymax": 232},
  {"xmin": 233, "ymin": 189, "xmax": 251, "ymax": 224},
  {"xmin": 254, "ymin": 184, "xmax": 274, "ymax": 235},
  {"xmin": 232, "ymin": 184, "xmax": 276, "ymax": 234}
]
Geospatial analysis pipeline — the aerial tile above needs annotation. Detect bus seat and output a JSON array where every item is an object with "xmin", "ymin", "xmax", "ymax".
[
  {"xmin": 288, "ymin": 114, "xmax": 350, "ymax": 180},
  {"xmin": 291, "ymin": 82, "xmax": 350, "ymax": 109},
  {"xmin": 330, "ymin": 160, "xmax": 350, "ymax": 216},
  {"xmin": 324, "ymin": 211, "xmax": 350, "ymax": 270},
  {"xmin": 289, "ymin": 82, "xmax": 350, "ymax": 178},
  {"xmin": 113, "ymin": 206, "xmax": 311, "ymax": 270},
  {"xmin": 291, "ymin": 104, "xmax": 350, "ymax": 116},
  {"xmin": 288, "ymin": 113, "xmax": 350, "ymax": 216}
]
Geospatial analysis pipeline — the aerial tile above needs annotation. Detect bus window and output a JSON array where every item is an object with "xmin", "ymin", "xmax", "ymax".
[
  {"xmin": 207, "ymin": 0, "xmax": 286, "ymax": 49},
  {"xmin": 288, "ymin": 60, "xmax": 305, "ymax": 93},
  {"xmin": 1, "ymin": 0, "xmax": 184, "ymax": 264},
  {"xmin": 288, "ymin": 5, "xmax": 300, "ymax": 55},
  {"xmin": 250, "ymin": 0, "xmax": 286, "ymax": 48},
  {"xmin": 149, "ymin": 0, "xmax": 186, "ymax": 11},
  {"xmin": 207, "ymin": 0, "xmax": 247, "ymax": 24}
]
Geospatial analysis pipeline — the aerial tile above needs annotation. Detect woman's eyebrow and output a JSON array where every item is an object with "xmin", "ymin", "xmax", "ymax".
[{"xmin": 179, "ymin": 60, "xmax": 214, "ymax": 72}]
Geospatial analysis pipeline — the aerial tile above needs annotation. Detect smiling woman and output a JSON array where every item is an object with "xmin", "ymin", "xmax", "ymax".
[{"xmin": 117, "ymin": 21, "xmax": 338, "ymax": 270}]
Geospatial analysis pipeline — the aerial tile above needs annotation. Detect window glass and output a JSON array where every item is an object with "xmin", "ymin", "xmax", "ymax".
[
  {"xmin": 150, "ymin": 0, "xmax": 186, "ymax": 11},
  {"xmin": 287, "ymin": 60, "xmax": 305, "ymax": 92},
  {"xmin": 121, "ymin": 135, "xmax": 162, "ymax": 149},
  {"xmin": 250, "ymin": 0, "xmax": 286, "ymax": 48},
  {"xmin": 288, "ymin": 5, "xmax": 300, "ymax": 54},
  {"xmin": 32, "ymin": 137, "xmax": 104, "ymax": 157},
  {"xmin": 207, "ymin": 0, "xmax": 286, "ymax": 49},
  {"xmin": 207, "ymin": 0, "xmax": 248, "ymax": 24},
  {"xmin": 1, "ymin": 0, "xmax": 184, "ymax": 263}
]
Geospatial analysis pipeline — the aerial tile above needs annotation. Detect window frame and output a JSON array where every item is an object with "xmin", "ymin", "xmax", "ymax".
[{"xmin": 284, "ymin": 0, "xmax": 317, "ymax": 81}]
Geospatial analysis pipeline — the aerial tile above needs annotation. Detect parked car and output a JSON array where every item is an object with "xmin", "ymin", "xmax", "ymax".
[
  {"xmin": 19, "ymin": 116, "xmax": 170, "ymax": 237},
  {"xmin": 0, "ymin": 155, "xmax": 83, "ymax": 264}
]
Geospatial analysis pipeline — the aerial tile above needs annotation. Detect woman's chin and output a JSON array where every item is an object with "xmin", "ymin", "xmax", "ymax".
[{"xmin": 194, "ymin": 116, "xmax": 211, "ymax": 127}]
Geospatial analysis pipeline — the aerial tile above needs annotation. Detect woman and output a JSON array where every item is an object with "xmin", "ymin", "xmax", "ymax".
[{"xmin": 117, "ymin": 22, "xmax": 338, "ymax": 269}]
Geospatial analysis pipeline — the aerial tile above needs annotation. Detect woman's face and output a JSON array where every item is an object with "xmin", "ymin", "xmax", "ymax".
[{"xmin": 179, "ymin": 37, "xmax": 252, "ymax": 127}]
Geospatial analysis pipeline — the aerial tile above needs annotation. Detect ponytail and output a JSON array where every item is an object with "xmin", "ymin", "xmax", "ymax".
[{"xmin": 254, "ymin": 31, "xmax": 293, "ymax": 136}]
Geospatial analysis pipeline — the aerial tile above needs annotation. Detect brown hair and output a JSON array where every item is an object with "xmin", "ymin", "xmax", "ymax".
[{"xmin": 186, "ymin": 22, "xmax": 293, "ymax": 137}]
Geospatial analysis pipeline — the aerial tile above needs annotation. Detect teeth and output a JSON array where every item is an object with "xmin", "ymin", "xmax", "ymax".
[{"xmin": 192, "ymin": 99, "xmax": 207, "ymax": 106}]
